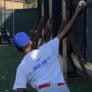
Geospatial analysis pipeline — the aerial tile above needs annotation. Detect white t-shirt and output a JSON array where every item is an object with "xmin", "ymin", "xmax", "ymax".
[{"xmin": 13, "ymin": 37, "xmax": 65, "ymax": 90}]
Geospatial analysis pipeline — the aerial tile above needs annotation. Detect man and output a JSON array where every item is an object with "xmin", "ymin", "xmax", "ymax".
[
  {"xmin": 13, "ymin": 1, "xmax": 87, "ymax": 92},
  {"xmin": 0, "ymin": 26, "xmax": 11, "ymax": 44}
]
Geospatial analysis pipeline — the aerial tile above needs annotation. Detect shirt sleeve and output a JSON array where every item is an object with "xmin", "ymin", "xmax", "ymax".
[
  {"xmin": 13, "ymin": 67, "xmax": 27, "ymax": 90},
  {"xmin": 45, "ymin": 37, "xmax": 60, "ymax": 55}
]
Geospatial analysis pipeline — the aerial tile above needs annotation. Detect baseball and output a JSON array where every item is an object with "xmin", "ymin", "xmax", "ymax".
[{"xmin": 79, "ymin": 0, "xmax": 86, "ymax": 7}]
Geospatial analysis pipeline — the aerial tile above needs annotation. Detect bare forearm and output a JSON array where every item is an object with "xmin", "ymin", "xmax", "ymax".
[{"xmin": 57, "ymin": 14, "xmax": 78, "ymax": 40}]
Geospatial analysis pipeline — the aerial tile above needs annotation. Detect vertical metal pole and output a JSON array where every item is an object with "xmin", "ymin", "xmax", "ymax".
[
  {"xmin": 4, "ymin": 0, "xmax": 6, "ymax": 27},
  {"xmin": 62, "ymin": 0, "xmax": 67, "ymax": 79},
  {"xmin": 49, "ymin": 0, "xmax": 52, "ymax": 18},
  {"xmin": 41, "ymin": 0, "xmax": 44, "ymax": 17},
  {"xmin": 0, "ymin": 1, "xmax": 2, "ymax": 27},
  {"xmin": 13, "ymin": 0, "xmax": 15, "ymax": 37}
]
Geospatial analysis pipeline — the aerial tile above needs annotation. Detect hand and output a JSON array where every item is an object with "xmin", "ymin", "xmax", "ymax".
[{"xmin": 74, "ymin": 0, "xmax": 87, "ymax": 16}]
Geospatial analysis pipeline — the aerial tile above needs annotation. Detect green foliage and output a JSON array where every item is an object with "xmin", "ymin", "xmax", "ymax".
[
  {"xmin": 31, "ymin": 0, "xmax": 37, "ymax": 8},
  {"xmin": 24, "ymin": 0, "xmax": 37, "ymax": 8},
  {"xmin": 24, "ymin": 0, "xmax": 33, "ymax": 3}
]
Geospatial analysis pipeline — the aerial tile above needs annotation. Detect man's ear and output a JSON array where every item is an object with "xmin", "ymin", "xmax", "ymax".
[{"xmin": 30, "ymin": 40, "xmax": 32, "ymax": 46}]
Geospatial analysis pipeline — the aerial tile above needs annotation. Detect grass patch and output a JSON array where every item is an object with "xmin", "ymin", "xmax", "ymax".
[
  {"xmin": 0, "ymin": 45, "xmax": 23, "ymax": 92},
  {"xmin": 68, "ymin": 79, "xmax": 92, "ymax": 92}
]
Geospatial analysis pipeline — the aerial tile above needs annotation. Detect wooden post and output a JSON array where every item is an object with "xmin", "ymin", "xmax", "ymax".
[
  {"xmin": 37, "ymin": 0, "xmax": 44, "ymax": 47},
  {"xmin": 45, "ymin": 0, "xmax": 53, "ymax": 42},
  {"xmin": 40, "ymin": 0, "xmax": 53, "ymax": 44},
  {"xmin": 68, "ymin": 32, "xmax": 89, "ymax": 78},
  {"xmin": 32, "ymin": 0, "xmax": 44, "ymax": 49},
  {"xmin": 62, "ymin": 0, "xmax": 67, "ymax": 79}
]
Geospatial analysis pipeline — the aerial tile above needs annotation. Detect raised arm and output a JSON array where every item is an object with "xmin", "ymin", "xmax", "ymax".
[{"xmin": 57, "ymin": 0, "xmax": 87, "ymax": 40}]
